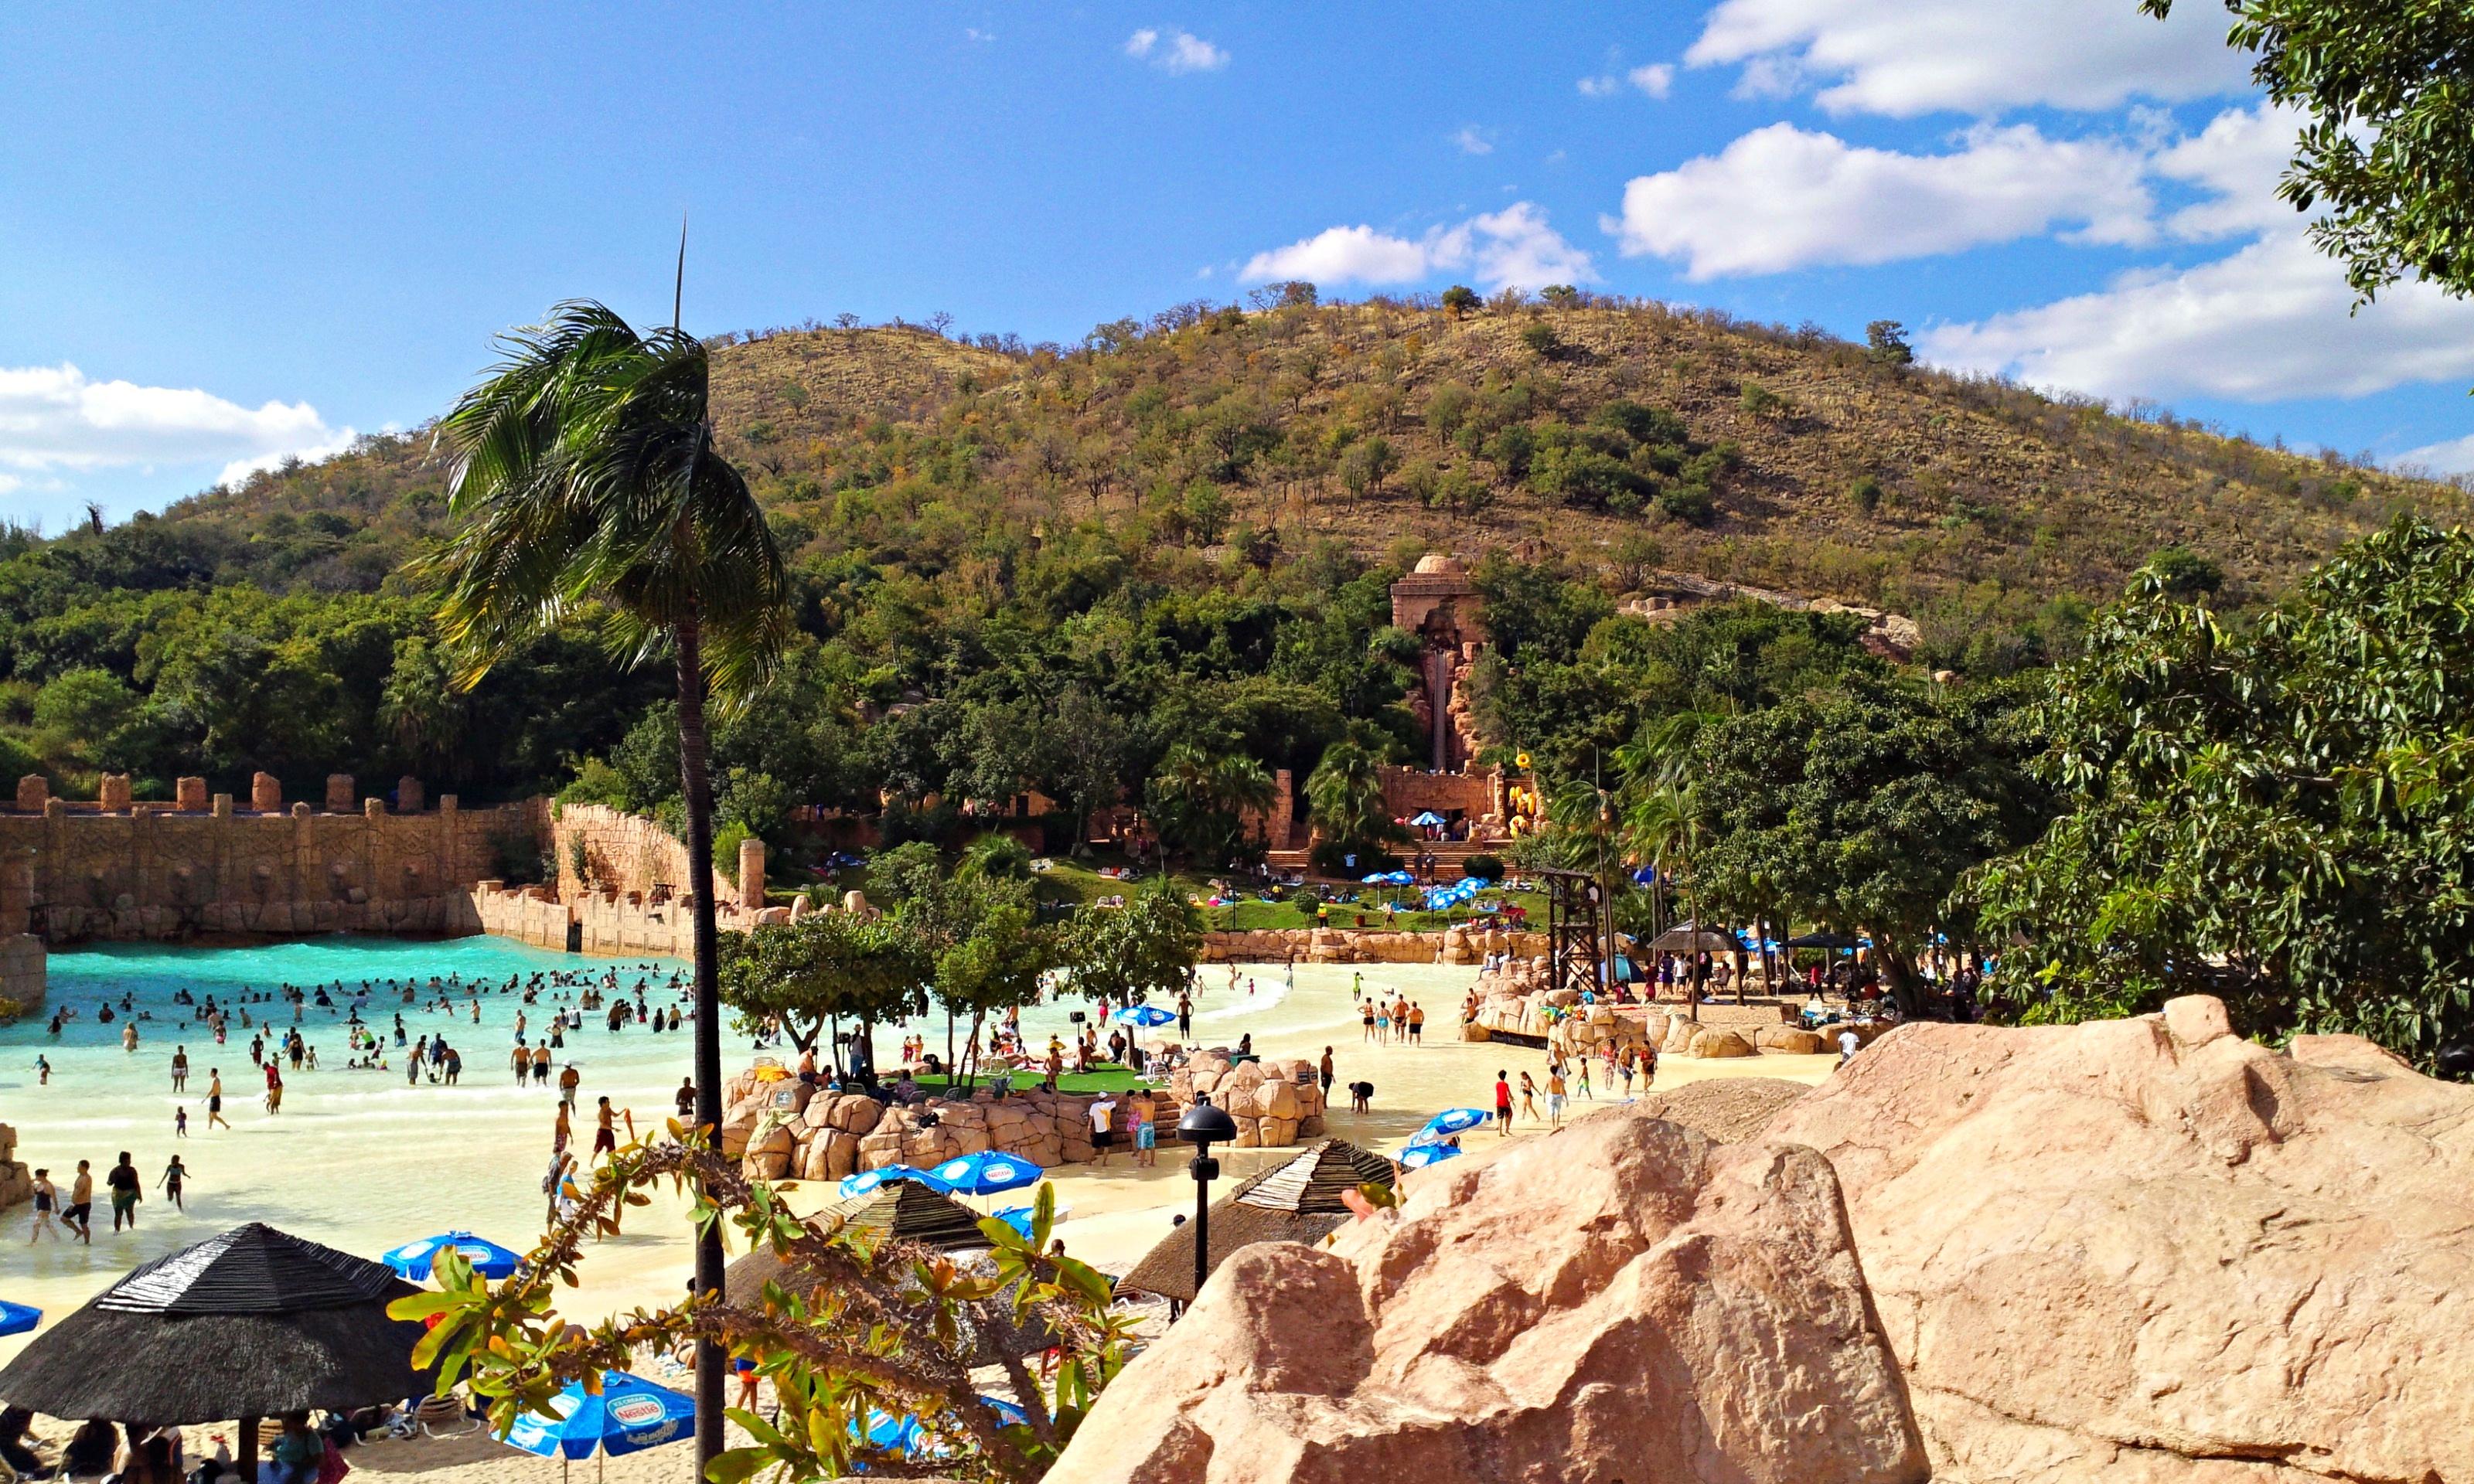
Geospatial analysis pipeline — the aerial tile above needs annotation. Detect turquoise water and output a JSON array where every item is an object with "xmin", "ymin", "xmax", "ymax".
[{"xmin": 0, "ymin": 934, "xmax": 1297, "ymax": 1356}]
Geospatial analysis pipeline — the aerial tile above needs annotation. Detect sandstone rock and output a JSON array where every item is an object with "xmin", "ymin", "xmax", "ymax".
[
  {"xmin": 1690, "ymin": 1027, "xmax": 1757, "ymax": 1058},
  {"xmin": 1755, "ymin": 1025, "xmax": 1826, "ymax": 1055},
  {"xmin": 1761, "ymin": 996, "xmax": 2474, "ymax": 1484},
  {"xmin": 1055, "ymin": 1104, "xmax": 1924, "ymax": 1482}
]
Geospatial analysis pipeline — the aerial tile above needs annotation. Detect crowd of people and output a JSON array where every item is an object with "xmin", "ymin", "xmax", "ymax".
[{"xmin": 20, "ymin": 961, "xmax": 697, "ymax": 1247}]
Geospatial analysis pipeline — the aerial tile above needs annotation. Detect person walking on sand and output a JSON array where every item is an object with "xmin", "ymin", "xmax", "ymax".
[
  {"xmin": 206, "ymin": 1070, "xmax": 230, "ymax": 1129},
  {"xmin": 27, "ymin": 1168, "xmax": 57, "ymax": 1243},
  {"xmin": 591, "ymin": 1095, "xmax": 629, "ymax": 1163},
  {"xmin": 66, "ymin": 1160, "xmax": 94, "ymax": 1243},
  {"xmin": 1545, "ymin": 1065, "xmax": 1567, "ymax": 1127},
  {"xmin": 559, "ymin": 1062, "xmax": 581, "ymax": 1109},
  {"xmin": 171, "ymin": 1045, "xmax": 189, "ymax": 1093},
  {"xmin": 1518, "ymin": 1070, "xmax": 1539, "ymax": 1124},
  {"xmin": 1361, "ymin": 998, "xmax": 1378, "ymax": 1043},
  {"xmin": 1575, "ymin": 1056, "xmax": 1593, "ymax": 1101},
  {"xmin": 1089, "ymin": 1094, "xmax": 1119, "ymax": 1166},
  {"xmin": 1319, "ymin": 1046, "xmax": 1335, "ymax": 1099},
  {"xmin": 1494, "ymin": 1071, "xmax": 1514, "ymax": 1135},
  {"xmin": 1175, "ymin": 992, "xmax": 1192, "ymax": 1042},
  {"xmin": 159, "ymin": 1154, "xmax": 187, "ymax": 1213}
]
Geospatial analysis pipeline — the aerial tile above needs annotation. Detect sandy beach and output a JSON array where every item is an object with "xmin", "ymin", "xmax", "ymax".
[{"xmin": 5, "ymin": 944, "xmax": 1832, "ymax": 1481}]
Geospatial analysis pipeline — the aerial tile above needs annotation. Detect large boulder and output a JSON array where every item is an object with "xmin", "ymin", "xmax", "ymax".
[
  {"xmin": 1755, "ymin": 1025, "xmax": 1826, "ymax": 1055},
  {"xmin": 1053, "ymin": 1104, "xmax": 1925, "ymax": 1482},
  {"xmin": 1689, "ymin": 1027, "xmax": 1757, "ymax": 1058},
  {"xmin": 1761, "ymin": 996, "xmax": 2474, "ymax": 1484}
]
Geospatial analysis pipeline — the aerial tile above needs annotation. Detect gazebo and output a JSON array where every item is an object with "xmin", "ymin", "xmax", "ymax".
[
  {"xmin": 1118, "ymin": 1139, "xmax": 1395, "ymax": 1306},
  {"xmin": 0, "ymin": 1223, "xmax": 435, "ymax": 1481}
]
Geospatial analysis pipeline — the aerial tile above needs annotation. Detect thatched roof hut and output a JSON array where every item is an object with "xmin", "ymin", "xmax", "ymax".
[
  {"xmin": 1117, "ymin": 1139, "xmax": 1395, "ymax": 1305},
  {"xmin": 810, "ymin": 1179, "xmax": 992, "ymax": 1253},
  {"xmin": 0, "ymin": 1223, "xmax": 434, "ymax": 1426}
]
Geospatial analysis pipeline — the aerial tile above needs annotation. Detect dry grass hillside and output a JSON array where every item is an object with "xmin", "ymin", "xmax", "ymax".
[{"xmin": 166, "ymin": 297, "xmax": 2462, "ymax": 636}]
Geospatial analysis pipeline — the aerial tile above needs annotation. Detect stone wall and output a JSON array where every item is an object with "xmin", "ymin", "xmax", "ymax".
[
  {"xmin": 0, "ymin": 1123, "xmax": 28, "ymax": 1213},
  {"xmin": 0, "ymin": 779, "xmax": 543, "ymax": 944},
  {"xmin": 474, "ymin": 803, "xmax": 782, "ymax": 957},
  {"xmin": 1200, "ymin": 925, "xmax": 1545, "ymax": 965},
  {"xmin": 1459, "ymin": 955, "xmax": 1829, "ymax": 1059}
]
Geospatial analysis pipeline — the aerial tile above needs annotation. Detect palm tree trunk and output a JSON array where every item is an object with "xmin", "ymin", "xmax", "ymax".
[{"xmin": 673, "ymin": 606, "xmax": 728, "ymax": 1473}]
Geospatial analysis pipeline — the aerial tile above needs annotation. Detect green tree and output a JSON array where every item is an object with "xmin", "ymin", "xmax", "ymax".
[
  {"xmin": 718, "ymin": 910, "xmax": 931, "ymax": 1054},
  {"xmin": 1864, "ymin": 320, "xmax": 1914, "ymax": 365},
  {"xmin": 1067, "ymin": 876, "xmax": 1201, "ymax": 1007},
  {"xmin": 423, "ymin": 298, "xmax": 790, "ymax": 1465},
  {"xmin": 2147, "ymin": 0, "xmax": 2474, "ymax": 305},
  {"xmin": 1440, "ymin": 284, "xmax": 1481, "ymax": 318},
  {"xmin": 935, "ymin": 898, "xmax": 1063, "ymax": 1085},
  {"xmin": 1689, "ymin": 679, "xmax": 2050, "ymax": 1016},
  {"xmin": 1303, "ymin": 735, "xmax": 1404, "ymax": 871},
  {"xmin": 1975, "ymin": 522, "xmax": 2474, "ymax": 1063},
  {"xmin": 1143, "ymin": 742, "xmax": 1273, "ymax": 869}
]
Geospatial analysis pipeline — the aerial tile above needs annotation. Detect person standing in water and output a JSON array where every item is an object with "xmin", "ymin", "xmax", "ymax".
[
  {"xmin": 206, "ymin": 1070, "xmax": 230, "ymax": 1130},
  {"xmin": 158, "ymin": 1154, "xmax": 188, "ymax": 1213},
  {"xmin": 26, "ymin": 1168, "xmax": 57, "ymax": 1243},
  {"xmin": 171, "ymin": 1045, "xmax": 189, "ymax": 1092}
]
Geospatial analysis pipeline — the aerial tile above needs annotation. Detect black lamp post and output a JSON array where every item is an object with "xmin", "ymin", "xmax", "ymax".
[{"xmin": 1177, "ymin": 1094, "xmax": 1239, "ymax": 1306}]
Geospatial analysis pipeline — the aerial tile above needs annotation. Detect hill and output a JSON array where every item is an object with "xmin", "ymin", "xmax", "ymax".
[{"xmin": 158, "ymin": 294, "xmax": 2462, "ymax": 649}]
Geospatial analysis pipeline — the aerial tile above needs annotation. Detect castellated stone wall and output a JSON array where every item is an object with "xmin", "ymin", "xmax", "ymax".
[
  {"xmin": 0, "ymin": 777, "xmax": 547, "ymax": 944},
  {"xmin": 469, "ymin": 802, "xmax": 779, "ymax": 957}
]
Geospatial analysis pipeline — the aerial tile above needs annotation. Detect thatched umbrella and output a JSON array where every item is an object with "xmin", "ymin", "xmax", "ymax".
[
  {"xmin": 1118, "ymin": 1139, "xmax": 1395, "ymax": 1305},
  {"xmin": 1646, "ymin": 920, "xmax": 1738, "ymax": 955},
  {"xmin": 0, "ymin": 1223, "xmax": 434, "ymax": 1480},
  {"xmin": 727, "ymin": 1186, "xmax": 1068, "ymax": 1364}
]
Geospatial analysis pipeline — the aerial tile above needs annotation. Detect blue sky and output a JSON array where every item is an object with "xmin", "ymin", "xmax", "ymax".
[{"xmin": 4, "ymin": 1, "xmax": 2470, "ymax": 526}]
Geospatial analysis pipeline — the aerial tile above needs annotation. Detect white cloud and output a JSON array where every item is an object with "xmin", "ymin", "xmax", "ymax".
[
  {"xmin": 1124, "ymin": 26, "xmax": 1225, "ymax": 73},
  {"xmin": 964, "ymin": 26, "xmax": 994, "ymax": 43},
  {"xmin": 2150, "ymin": 103, "xmax": 2305, "ymax": 240},
  {"xmin": 2397, "ymin": 434, "xmax": 2474, "ymax": 478},
  {"xmin": 1686, "ymin": 0, "xmax": 2250, "ymax": 117},
  {"xmin": 1242, "ymin": 202, "xmax": 1595, "ymax": 292},
  {"xmin": 1450, "ymin": 125, "xmax": 1493, "ymax": 156},
  {"xmin": 1579, "ymin": 63, "xmax": 1675, "ymax": 99},
  {"xmin": 1242, "ymin": 225, "xmax": 1432, "ymax": 286},
  {"xmin": 0, "ymin": 363, "xmax": 353, "ymax": 493},
  {"xmin": 1920, "ymin": 231, "xmax": 2474, "ymax": 403},
  {"xmin": 1607, "ymin": 121, "xmax": 2154, "ymax": 278}
]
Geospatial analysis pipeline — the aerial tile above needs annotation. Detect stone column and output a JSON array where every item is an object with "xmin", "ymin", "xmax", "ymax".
[
  {"xmin": 15, "ymin": 777, "xmax": 46, "ymax": 812},
  {"xmin": 438, "ymin": 795, "xmax": 458, "ymax": 890},
  {"xmin": 175, "ymin": 777, "xmax": 208, "ymax": 812},
  {"xmin": 97, "ymin": 774, "xmax": 131, "ymax": 812},
  {"xmin": 397, "ymin": 775, "xmax": 424, "ymax": 812},
  {"xmin": 325, "ymin": 774, "xmax": 354, "ymax": 813},
  {"xmin": 40, "ymin": 798, "xmax": 63, "ymax": 920},
  {"xmin": 738, "ymin": 836, "xmax": 767, "ymax": 909},
  {"xmin": 250, "ymin": 773, "xmax": 281, "ymax": 812}
]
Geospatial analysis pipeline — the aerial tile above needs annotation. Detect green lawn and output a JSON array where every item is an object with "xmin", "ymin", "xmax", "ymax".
[{"xmin": 908, "ymin": 1067, "xmax": 1156, "ymax": 1094}]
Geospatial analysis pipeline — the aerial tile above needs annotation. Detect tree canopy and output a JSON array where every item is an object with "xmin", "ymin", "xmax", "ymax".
[{"xmin": 1976, "ymin": 520, "xmax": 2474, "ymax": 1063}]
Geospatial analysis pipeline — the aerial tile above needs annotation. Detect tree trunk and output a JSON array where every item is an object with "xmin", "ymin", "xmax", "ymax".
[
  {"xmin": 673, "ymin": 608, "xmax": 728, "ymax": 1475},
  {"xmin": 1873, "ymin": 939, "xmax": 1929, "ymax": 1020}
]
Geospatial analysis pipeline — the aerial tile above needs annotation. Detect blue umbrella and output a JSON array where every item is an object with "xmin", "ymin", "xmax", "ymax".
[
  {"xmin": 0, "ymin": 1302, "xmax": 39, "ymax": 1337},
  {"xmin": 1631, "ymin": 864, "xmax": 1659, "ymax": 885},
  {"xmin": 1412, "ymin": 1108, "xmax": 1492, "ymax": 1142},
  {"xmin": 1399, "ymin": 1142, "xmax": 1464, "ymax": 1170},
  {"xmin": 864, "ymin": 1396, "xmax": 1031, "ymax": 1458},
  {"xmin": 382, "ymin": 1230, "xmax": 522, "ymax": 1281},
  {"xmin": 503, "ymin": 1372, "xmax": 695, "ymax": 1461},
  {"xmin": 1361, "ymin": 873, "xmax": 1389, "ymax": 884},
  {"xmin": 989, "ymin": 1204, "xmax": 1039, "ymax": 1241},
  {"xmin": 928, "ymin": 1151, "xmax": 1043, "ymax": 1197},
  {"xmin": 1409, "ymin": 811, "xmax": 1445, "ymax": 827},
  {"xmin": 837, "ymin": 1165, "xmax": 954, "ymax": 1200},
  {"xmin": 1112, "ymin": 1004, "xmax": 1176, "ymax": 1028}
]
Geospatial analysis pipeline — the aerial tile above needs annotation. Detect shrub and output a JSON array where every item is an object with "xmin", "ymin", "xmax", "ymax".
[
  {"xmin": 1849, "ymin": 475, "xmax": 1883, "ymax": 514},
  {"xmin": 1658, "ymin": 485, "xmax": 1717, "ymax": 525},
  {"xmin": 1738, "ymin": 383, "xmax": 1784, "ymax": 417},
  {"xmin": 1593, "ymin": 400, "xmax": 1689, "ymax": 448},
  {"xmin": 1464, "ymin": 853, "xmax": 1506, "ymax": 881},
  {"xmin": 1519, "ymin": 322, "xmax": 1559, "ymax": 357}
]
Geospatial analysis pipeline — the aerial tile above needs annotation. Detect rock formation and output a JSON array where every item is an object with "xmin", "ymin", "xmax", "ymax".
[
  {"xmin": 1055, "ymin": 1104, "xmax": 1927, "ymax": 1483},
  {"xmin": 1760, "ymin": 996, "xmax": 2474, "ymax": 1483}
]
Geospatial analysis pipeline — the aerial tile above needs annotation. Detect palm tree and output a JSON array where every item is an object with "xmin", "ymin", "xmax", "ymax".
[
  {"xmin": 1305, "ymin": 737, "xmax": 1399, "ymax": 866},
  {"xmin": 421, "ymin": 300, "xmax": 789, "ymax": 1469}
]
